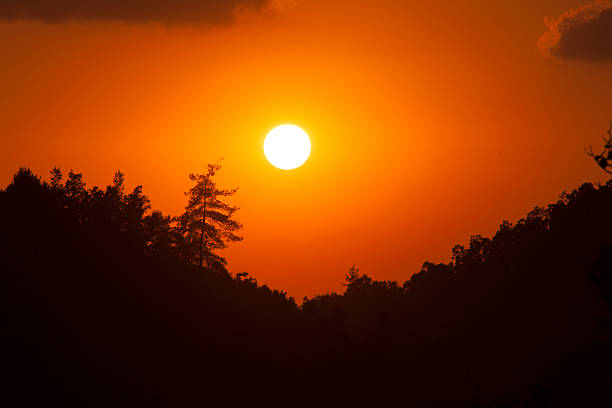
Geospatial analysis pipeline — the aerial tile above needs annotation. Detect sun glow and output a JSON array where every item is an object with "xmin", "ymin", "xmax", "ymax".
[{"xmin": 263, "ymin": 124, "xmax": 311, "ymax": 170}]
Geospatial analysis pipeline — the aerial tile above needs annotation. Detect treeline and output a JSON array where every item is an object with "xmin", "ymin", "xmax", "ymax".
[
  {"xmin": 2, "ymin": 167, "xmax": 612, "ymax": 406},
  {"xmin": 1, "ymin": 167, "xmax": 297, "ymax": 405}
]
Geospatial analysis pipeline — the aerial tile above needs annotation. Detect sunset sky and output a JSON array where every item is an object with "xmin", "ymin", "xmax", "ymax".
[{"xmin": 1, "ymin": 0, "xmax": 611, "ymax": 300}]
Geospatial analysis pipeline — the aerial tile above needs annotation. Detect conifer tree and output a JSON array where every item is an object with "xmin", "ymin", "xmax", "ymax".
[{"xmin": 178, "ymin": 162, "xmax": 242, "ymax": 270}]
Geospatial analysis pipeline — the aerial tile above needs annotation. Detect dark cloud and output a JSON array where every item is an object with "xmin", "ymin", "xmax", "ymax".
[
  {"xmin": 538, "ymin": 0, "xmax": 612, "ymax": 61},
  {"xmin": 0, "ymin": 0, "xmax": 287, "ymax": 25}
]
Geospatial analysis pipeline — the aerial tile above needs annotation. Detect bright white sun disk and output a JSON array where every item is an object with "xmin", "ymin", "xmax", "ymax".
[{"xmin": 264, "ymin": 124, "xmax": 311, "ymax": 170}]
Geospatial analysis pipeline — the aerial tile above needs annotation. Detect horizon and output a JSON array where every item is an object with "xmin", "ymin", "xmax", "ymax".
[{"xmin": 2, "ymin": 161, "xmax": 609, "ymax": 302}]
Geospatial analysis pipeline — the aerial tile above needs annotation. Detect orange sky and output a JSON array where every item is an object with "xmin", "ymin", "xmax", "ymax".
[{"xmin": 1, "ymin": 0, "xmax": 611, "ymax": 300}]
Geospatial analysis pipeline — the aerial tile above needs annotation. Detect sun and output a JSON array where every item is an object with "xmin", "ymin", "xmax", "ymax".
[{"xmin": 264, "ymin": 124, "xmax": 311, "ymax": 170}]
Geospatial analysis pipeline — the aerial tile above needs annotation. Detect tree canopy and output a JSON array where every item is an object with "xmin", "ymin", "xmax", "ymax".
[
  {"xmin": 178, "ymin": 162, "xmax": 242, "ymax": 271},
  {"xmin": 1, "ymin": 166, "xmax": 611, "ymax": 406}
]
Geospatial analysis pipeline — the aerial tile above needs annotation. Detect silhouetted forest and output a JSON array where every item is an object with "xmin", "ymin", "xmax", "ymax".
[{"xmin": 2, "ymin": 167, "xmax": 612, "ymax": 406}]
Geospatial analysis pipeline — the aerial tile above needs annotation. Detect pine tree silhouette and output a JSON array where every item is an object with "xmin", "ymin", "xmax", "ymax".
[{"xmin": 177, "ymin": 162, "xmax": 242, "ymax": 271}]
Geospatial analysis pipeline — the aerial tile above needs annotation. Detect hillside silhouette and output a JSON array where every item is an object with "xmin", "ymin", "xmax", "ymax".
[{"xmin": 2, "ymin": 167, "xmax": 612, "ymax": 406}]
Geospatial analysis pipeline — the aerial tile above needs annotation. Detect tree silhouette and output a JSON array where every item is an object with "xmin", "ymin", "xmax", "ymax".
[
  {"xmin": 178, "ymin": 162, "xmax": 242, "ymax": 270},
  {"xmin": 586, "ymin": 121, "xmax": 612, "ymax": 174},
  {"xmin": 2, "ymin": 165, "xmax": 612, "ymax": 406}
]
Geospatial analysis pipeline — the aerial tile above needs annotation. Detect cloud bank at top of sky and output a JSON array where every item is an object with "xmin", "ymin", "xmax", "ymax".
[
  {"xmin": 538, "ymin": 0, "xmax": 612, "ymax": 61},
  {"xmin": 0, "ymin": 0, "xmax": 300, "ymax": 25}
]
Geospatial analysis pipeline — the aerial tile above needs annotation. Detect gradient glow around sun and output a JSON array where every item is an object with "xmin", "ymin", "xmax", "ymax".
[{"xmin": 264, "ymin": 124, "xmax": 311, "ymax": 170}]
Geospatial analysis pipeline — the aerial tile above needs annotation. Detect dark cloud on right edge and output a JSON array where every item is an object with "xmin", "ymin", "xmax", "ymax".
[{"xmin": 538, "ymin": 0, "xmax": 612, "ymax": 61}]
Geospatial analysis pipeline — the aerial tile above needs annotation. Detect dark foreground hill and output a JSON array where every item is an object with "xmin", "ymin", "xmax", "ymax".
[{"xmin": 2, "ymin": 168, "xmax": 612, "ymax": 406}]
